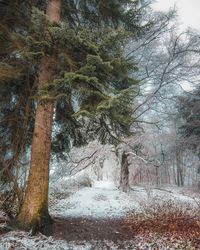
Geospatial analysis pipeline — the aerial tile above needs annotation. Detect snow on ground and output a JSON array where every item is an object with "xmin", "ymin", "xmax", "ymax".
[
  {"xmin": 132, "ymin": 185, "xmax": 199, "ymax": 206},
  {"xmin": 50, "ymin": 181, "xmax": 200, "ymax": 219},
  {"xmin": 0, "ymin": 231, "xmax": 93, "ymax": 250},
  {"xmin": 50, "ymin": 181, "xmax": 138, "ymax": 219},
  {"xmin": 1, "ymin": 231, "xmax": 198, "ymax": 250},
  {"xmin": 1, "ymin": 182, "xmax": 200, "ymax": 249},
  {"xmin": 93, "ymin": 180, "xmax": 116, "ymax": 189}
]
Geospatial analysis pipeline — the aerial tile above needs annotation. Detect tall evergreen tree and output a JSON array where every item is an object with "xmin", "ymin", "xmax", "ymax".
[
  {"xmin": 17, "ymin": 0, "xmax": 62, "ymax": 233},
  {"xmin": 0, "ymin": 0, "xmax": 148, "ymax": 232},
  {"xmin": 0, "ymin": 0, "xmax": 35, "ymax": 207}
]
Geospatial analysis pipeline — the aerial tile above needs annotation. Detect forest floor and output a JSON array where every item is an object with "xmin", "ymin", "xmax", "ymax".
[{"xmin": 0, "ymin": 182, "xmax": 200, "ymax": 249}]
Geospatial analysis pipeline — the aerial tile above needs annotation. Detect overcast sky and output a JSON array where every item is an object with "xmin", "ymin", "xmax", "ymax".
[{"xmin": 152, "ymin": 0, "xmax": 200, "ymax": 31}]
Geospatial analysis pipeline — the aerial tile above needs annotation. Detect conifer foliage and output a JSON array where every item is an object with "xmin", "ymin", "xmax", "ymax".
[{"xmin": 0, "ymin": 0, "xmax": 146, "ymax": 232}]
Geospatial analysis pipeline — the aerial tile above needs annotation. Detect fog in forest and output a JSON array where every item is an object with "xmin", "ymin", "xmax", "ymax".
[{"xmin": 0, "ymin": 0, "xmax": 200, "ymax": 249}]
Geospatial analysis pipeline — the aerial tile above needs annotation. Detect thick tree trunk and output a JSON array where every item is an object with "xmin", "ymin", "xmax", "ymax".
[
  {"xmin": 119, "ymin": 151, "xmax": 130, "ymax": 192},
  {"xmin": 17, "ymin": 0, "xmax": 61, "ymax": 233}
]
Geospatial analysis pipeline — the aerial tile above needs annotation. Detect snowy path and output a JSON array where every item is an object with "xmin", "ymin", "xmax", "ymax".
[
  {"xmin": 1, "ymin": 183, "xmax": 200, "ymax": 249},
  {"xmin": 50, "ymin": 181, "xmax": 139, "ymax": 219},
  {"xmin": 50, "ymin": 181, "xmax": 199, "ymax": 220}
]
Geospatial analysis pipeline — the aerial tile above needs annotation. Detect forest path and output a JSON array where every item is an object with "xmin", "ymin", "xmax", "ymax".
[
  {"xmin": 50, "ymin": 183, "xmax": 200, "ymax": 248},
  {"xmin": 53, "ymin": 217, "xmax": 134, "ymax": 242},
  {"xmin": 52, "ymin": 180, "xmax": 138, "ymax": 241},
  {"xmin": 50, "ymin": 181, "xmax": 139, "ymax": 219},
  {"xmin": 1, "ymin": 184, "xmax": 200, "ymax": 249},
  {"xmin": 52, "ymin": 208, "xmax": 200, "ymax": 249},
  {"xmin": 50, "ymin": 181, "xmax": 197, "ymax": 220}
]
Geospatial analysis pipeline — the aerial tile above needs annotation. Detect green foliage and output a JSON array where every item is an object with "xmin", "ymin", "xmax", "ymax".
[
  {"xmin": 22, "ymin": 5, "xmax": 140, "ymax": 149},
  {"xmin": 0, "ymin": 1, "xmax": 36, "ymax": 187},
  {"xmin": 0, "ymin": 0, "xmax": 146, "ymax": 157}
]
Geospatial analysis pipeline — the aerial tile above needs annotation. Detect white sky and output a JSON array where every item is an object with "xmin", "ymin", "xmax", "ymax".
[{"xmin": 152, "ymin": 0, "xmax": 200, "ymax": 31}]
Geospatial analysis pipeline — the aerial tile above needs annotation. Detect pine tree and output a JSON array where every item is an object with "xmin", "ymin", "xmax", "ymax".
[
  {"xmin": 0, "ymin": 0, "xmax": 35, "ymax": 208},
  {"xmin": 0, "ymin": 0, "xmax": 147, "ymax": 232},
  {"xmin": 16, "ymin": 0, "xmax": 62, "ymax": 234}
]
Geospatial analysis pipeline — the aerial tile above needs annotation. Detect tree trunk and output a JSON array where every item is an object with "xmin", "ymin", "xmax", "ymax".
[
  {"xmin": 98, "ymin": 158, "xmax": 105, "ymax": 181},
  {"xmin": 197, "ymin": 165, "xmax": 200, "ymax": 189},
  {"xmin": 119, "ymin": 151, "xmax": 130, "ymax": 192},
  {"xmin": 155, "ymin": 166, "xmax": 159, "ymax": 186},
  {"xmin": 176, "ymin": 150, "xmax": 183, "ymax": 187},
  {"xmin": 17, "ymin": 0, "xmax": 61, "ymax": 234},
  {"xmin": 172, "ymin": 158, "xmax": 177, "ymax": 185}
]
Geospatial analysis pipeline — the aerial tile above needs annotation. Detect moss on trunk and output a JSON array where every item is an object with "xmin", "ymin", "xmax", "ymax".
[
  {"xmin": 16, "ymin": 0, "xmax": 61, "ymax": 234},
  {"xmin": 16, "ymin": 204, "xmax": 53, "ymax": 235}
]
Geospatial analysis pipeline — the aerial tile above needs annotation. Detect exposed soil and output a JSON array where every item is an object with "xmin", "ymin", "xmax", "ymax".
[
  {"xmin": 1, "ymin": 185, "xmax": 200, "ymax": 249},
  {"xmin": 53, "ymin": 217, "xmax": 134, "ymax": 242},
  {"xmin": 0, "ymin": 213, "xmax": 200, "ymax": 249},
  {"xmin": 53, "ymin": 215, "xmax": 200, "ymax": 247}
]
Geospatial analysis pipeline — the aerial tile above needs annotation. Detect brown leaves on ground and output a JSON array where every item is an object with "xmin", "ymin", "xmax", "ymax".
[
  {"xmin": 1, "ymin": 199, "xmax": 200, "ymax": 249},
  {"xmin": 124, "ymin": 200, "xmax": 200, "ymax": 248},
  {"xmin": 126, "ymin": 200, "xmax": 199, "ymax": 234},
  {"xmin": 53, "ymin": 200, "xmax": 200, "ymax": 248}
]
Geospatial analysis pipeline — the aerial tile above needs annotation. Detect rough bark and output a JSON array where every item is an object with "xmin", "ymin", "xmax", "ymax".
[
  {"xmin": 17, "ymin": 0, "xmax": 61, "ymax": 234},
  {"xmin": 119, "ymin": 151, "xmax": 130, "ymax": 192}
]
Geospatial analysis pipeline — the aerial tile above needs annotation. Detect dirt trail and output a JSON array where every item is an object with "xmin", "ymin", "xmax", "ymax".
[
  {"xmin": 53, "ymin": 217, "xmax": 134, "ymax": 242},
  {"xmin": 53, "ymin": 217, "xmax": 200, "ymax": 246}
]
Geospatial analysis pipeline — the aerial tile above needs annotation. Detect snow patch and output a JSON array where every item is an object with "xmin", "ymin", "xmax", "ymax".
[
  {"xmin": 0, "ymin": 231, "xmax": 92, "ymax": 250},
  {"xmin": 50, "ymin": 182, "xmax": 139, "ymax": 219},
  {"xmin": 50, "ymin": 183, "xmax": 200, "ymax": 219},
  {"xmin": 93, "ymin": 180, "xmax": 117, "ymax": 189}
]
